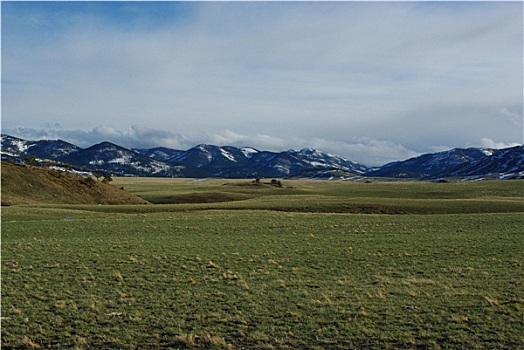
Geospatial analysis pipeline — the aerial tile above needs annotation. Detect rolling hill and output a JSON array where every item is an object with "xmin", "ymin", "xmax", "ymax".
[{"xmin": 0, "ymin": 161, "xmax": 149, "ymax": 205}]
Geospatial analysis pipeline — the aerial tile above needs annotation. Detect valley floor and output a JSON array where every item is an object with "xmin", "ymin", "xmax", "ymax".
[{"xmin": 2, "ymin": 180, "xmax": 523, "ymax": 349}]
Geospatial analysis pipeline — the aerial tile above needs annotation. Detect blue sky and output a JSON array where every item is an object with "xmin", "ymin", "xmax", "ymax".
[{"xmin": 2, "ymin": 1, "xmax": 523, "ymax": 166}]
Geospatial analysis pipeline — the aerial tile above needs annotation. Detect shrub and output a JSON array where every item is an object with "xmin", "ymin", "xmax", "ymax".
[
  {"xmin": 24, "ymin": 156, "xmax": 39, "ymax": 166},
  {"xmin": 271, "ymin": 179, "xmax": 283, "ymax": 187},
  {"xmin": 84, "ymin": 176, "xmax": 96, "ymax": 187}
]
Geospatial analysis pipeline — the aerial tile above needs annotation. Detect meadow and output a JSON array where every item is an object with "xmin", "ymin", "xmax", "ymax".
[{"xmin": 2, "ymin": 178, "xmax": 523, "ymax": 349}]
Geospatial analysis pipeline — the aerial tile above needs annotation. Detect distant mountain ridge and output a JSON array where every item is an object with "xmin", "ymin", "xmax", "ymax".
[
  {"xmin": 1, "ymin": 134, "xmax": 368, "ymax": 179},
  {"xmin": 367, "ymin": 146, "xmax": 524, "ymax": 180},
  {"xmin": 1, "ymin": 134, "xmax": 523, "ymax": 180}
]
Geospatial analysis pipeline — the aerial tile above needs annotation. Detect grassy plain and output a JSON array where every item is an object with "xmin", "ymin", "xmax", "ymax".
[{"xmin": 2, "ymin": 178, "xmax": 523, "ymax": 349}]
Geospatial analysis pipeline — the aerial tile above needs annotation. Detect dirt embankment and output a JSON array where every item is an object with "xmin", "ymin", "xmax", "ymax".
[{"xmin": 1, "ymin": 162, "xmax": 148, "ymax": 205}]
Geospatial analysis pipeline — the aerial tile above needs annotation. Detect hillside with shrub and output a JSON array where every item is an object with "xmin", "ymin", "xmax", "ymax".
[{"xmin": 1, "ymin": 161, "xmax": 148, "ymax": 205}]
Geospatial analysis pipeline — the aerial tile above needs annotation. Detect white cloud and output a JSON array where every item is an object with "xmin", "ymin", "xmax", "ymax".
[
  {"xmin": 309, "ymin": 137, "xmax": 421, "ymax": 167},
  {"xmin": 2, "ymin": 125, "xmax": 189, "ymax": 150},
  {"xmin": 76, "ymin": 125, "xmax": 190, "ymax": 150},
  {"xmin": 206, "ymin": 131, "xmax": 420, "ymax": 166},
  {"xmin": 208, "ymin": 130, "xmax": 289, "ymax": 151},
  {"xmin": 480, "ymin": 138, "xmax": 522, "ymax": 150}
]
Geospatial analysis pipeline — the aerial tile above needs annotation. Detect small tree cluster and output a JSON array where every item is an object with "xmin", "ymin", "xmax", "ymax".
[
  {"xmin": 102, "ymin": 175, "xmax": 113, "ymax": 184},
  {"xmin": 84, "ymin": 176, "xmax": 96, "ymax": 187},
  {"xmin": 93, "ymin": 172, "xmax": 113, "ymax": 184},
  {"xmin": 271, "ymin": 179, "xmax": 283, "ymax": 187}
]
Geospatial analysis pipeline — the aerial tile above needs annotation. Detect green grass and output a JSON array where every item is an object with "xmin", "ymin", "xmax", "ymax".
[
  {"xmin": 113, "ymin": 177, "xmax": 524, "ymax": 201},
  {"xmin": 33, "ymin": 179, "xmax": 522, "ymax": 216},
  {"xmin": 2, "ymin": 180, "xmax": 523, "ymax": 349}
]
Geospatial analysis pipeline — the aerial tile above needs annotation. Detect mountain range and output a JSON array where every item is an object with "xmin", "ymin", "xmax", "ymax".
[{"xmin": 1, "ymin": 134, "xmax": 523, "ymax": 180}]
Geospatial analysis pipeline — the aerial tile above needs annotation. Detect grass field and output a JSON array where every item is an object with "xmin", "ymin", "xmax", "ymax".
[{"xmin": 2, "ymin": 179, "xmax": 523, "ymax": 349}]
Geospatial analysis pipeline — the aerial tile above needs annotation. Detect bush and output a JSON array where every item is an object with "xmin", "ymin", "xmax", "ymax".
[
  {"xmin": 24, "ymin": 156, "xmax": 39, "ymax": 166},
  {"xmin": 271, "ymin": 179, "xmax": 283, "ymax": 187},
  {"xmin": 84, "ymin": 176, "xmax": 96, "ymax": 187}
]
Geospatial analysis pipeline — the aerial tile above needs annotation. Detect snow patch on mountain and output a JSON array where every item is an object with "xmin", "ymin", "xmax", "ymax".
[
  {"xmin": 108, "ymin": 153, "xmax": 133, "ymax": 164},
  {"xmin": 241, "ymin": 147, "xmax": 258, "ymax": 158},
  {"xmin": 15, "ymin": 140, "xmax": 30, "ymax": 153},
  {"xmin": 220, "ymin": 148, "xmax": 237, "ymax": 162}
]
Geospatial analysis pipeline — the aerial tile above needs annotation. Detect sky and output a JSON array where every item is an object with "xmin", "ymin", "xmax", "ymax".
[{"xmin": 1, "ymin": 1, "xmax": 523, "ymax": 166}]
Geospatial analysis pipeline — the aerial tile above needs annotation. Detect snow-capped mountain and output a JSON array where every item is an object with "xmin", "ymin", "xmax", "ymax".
[
  {"xmin": 0, "ymin": 134, "xmax": 81, "ymax": 161},
  {"xmin": 131, "ymin": 147, "xmax": 184, "ymax": 162},
  {"xmin": 168, "ymin": 144, "xmax": 250, "ymax": 168},
  {"xmin": 459, "ymin": 146, "xmax": 524, "ymax": 178},
  {"xmin": 58, "ymin": 142, "xmax": 180, "ymax": 177},
  {"xmin": 134, "ymin": 144, "xmax": 368, "ymax": 178},
  {"xmin": 2, "ymin": 134, "xmax": 523, "ymax": 180},
  {"xmin": 1, "ymin": 135, "xmax": 368, "ymax": 178},
  {"xmin": 2, "ymin": 135, "xmax": 367, "ymax": 178},
  {"xmin": 239, "ymin": 148, "xmax": 367, "ymax": 178},
  {"xmin": 367, "ymin": 146, "xmax": 524, "ymax": 179}
]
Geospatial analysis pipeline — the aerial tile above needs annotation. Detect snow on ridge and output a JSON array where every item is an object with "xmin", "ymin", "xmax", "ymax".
[
  {"xmin": 273, "ymin": 162, "xmax": 291, "ymax": 174},
  {"xmin": 108, "ymin": 154, "xmax": 133, "ymax": 164},
  {"xmin": 220, "ymin": 148, "xmax": 237, "ymax": 162},
  {"xmin": 11, "ymin": 140, "xmax": 30, "ymax": 153},
  {"xmin": 299, "ymin": 148, "xmax": 318, "ymax": 155},
  {"xmin": 1, "ymin": 151, "xmax": 18, "ymax": 157},
  {"xmin": 128, "ymin": 161, "xmax": 170, "ymax": 174},
  {"xmin": 241, "ymin": 147, "xmax": 258, "ymax": 159},
  {"xmin": 49, "ymin": 166, "xmax": 92, "ymax": 177},
  {"xmin": 307, "ymin": 161, "xmax": 328, "ymax": 167},
  {"xmin": 197, "ymin": 145, "xmax": 213, "ymax": 161}
]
